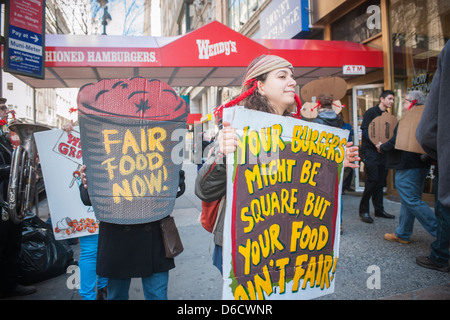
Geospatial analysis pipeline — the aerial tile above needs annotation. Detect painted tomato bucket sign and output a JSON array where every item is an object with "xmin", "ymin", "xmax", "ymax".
[{"xmin": 77, "ymin": 77, "xmax": 188, "ymax": 224}]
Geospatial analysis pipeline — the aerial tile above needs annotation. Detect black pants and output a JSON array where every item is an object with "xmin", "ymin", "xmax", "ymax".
[
  {"xmin": 359, "ymin": 158, "xmax": 387, "ymax": 214},
  {"xmin": 343, "ymin": 167, "xmax": 354, "ymax": 190},
  {"xmin": 0, "ymin": 219, "xmax": 22, "ymax": 294}
]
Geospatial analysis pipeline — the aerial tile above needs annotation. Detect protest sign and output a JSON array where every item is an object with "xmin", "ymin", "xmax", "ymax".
[
  {"xmin": 35, "ymin": 128, "xmax": 98, "ymax": 240},
  {"xmin": 77, "ymin": 77, "xmax": 188, "ymax": 224},
  {"xmin": 300, "ymin": 77, "xmax": 347, "ymax": 102},
  {"xmin": 299, "ymin": 77, "xmax": 347, "ymax": 119},
  {"xmin": 222, "ymin": 107, "xmax": 348, "ymax": 300},
  {"xmin": 395, "ymin": 105, "xmax": 426, "ymax": 154},
  {"xmin": 368, "ymin": 112, "xmax": 398, "ymax": 145}
]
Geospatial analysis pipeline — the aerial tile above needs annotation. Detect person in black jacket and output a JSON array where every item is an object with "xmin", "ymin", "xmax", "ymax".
[
  {"xmin": 378, "ymin": 91, "xmax": 436, "ymax": 244},
  {"xmin": 312, "ymin": 94, "xmax": 344, "ymax": 128},
  {"xmin": 415, "ymin": 39, "xmax": 450, "ymax": 272},
  {"xmin": 0, "ymin": 99, "xmax": 36, "ymax": 298},
  {"xmin": 78, "ymin": 164, "xmax": 186, "ymax": 300},
  {"xmin": 359, "ymin": 90, "xmax": 396, "ymax": 223}
]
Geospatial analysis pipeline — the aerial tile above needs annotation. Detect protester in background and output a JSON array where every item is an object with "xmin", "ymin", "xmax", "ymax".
[
  {"xmin": 194, "ymin": 132, "xmax": 204, "ymax": 172},
  {"xmin": 340, "ymin": 113, "xmax": 355, "ymax": 193},
  {"xmin": 63, "ymin": 122, "xmax": 108, "ymax": 301},
  {"xmin": 199, "ymin": 131, "xmax": 213, "ymax": 172},
  {"xmin": 377, "ymin": 91, "xmax": 436, "ymax": 244},
  {"xmin": 0, "ymin": 98, "xmax": 37, "ymax": 298},
  {"xmin": 79, "ymin": 165, "xmax": 186, "ymax": 300},
  {"xmin": 61, "ymin": 121, "xmax": 108, "ymax": 300},
  {"xmin": 359, "ymin": 90, "xmax": 396, "ymax": 223},
  {"xmin": 78, "ymin": 235, "xmax": 108, "ymax": 299},
  {"xmin": 195, "ymin": 55, "xmax": 360, "ymax": 273},
  {"xmin": 311, "ymin": 94, "xmax": 346, "ymax": 234},
  {"xmin": 312, "ymin": 94, "xmax": 343, "ymax": 128},
  {"xmin": 415, "ymin": 40, "xmax": 450, "ymax": 272}
]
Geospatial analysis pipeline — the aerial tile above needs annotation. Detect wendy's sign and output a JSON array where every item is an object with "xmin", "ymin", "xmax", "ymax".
[{"xmin": 77, "ymin": 77, "xmax": 188, "ymax": 224}]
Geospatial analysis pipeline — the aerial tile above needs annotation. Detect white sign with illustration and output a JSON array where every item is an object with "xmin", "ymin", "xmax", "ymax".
[{"xmin": 35, "ymin": 127, "xmax": 98, "ymax": 240}]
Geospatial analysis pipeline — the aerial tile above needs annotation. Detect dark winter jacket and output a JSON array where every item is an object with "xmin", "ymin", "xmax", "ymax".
[
  {"xmin": 380, "ymin": 123, "xmax": 429, "ymax": 170},
  {"xmin": 313, "ymin": 109, "xmax": 344, "ymax": 128},
  {"xmin": 78, "ymin": 169, "xmax": 186, "ymax": 278},
  {"xmin": 416, "ymin": 39, "xmax": 450, "ymax": 206},
  {"xmin": 360, "ymin": 104, "xmax": 387, "ymax": 163}
]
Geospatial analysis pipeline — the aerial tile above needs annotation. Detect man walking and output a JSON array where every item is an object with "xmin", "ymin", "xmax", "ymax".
[{"xmin": 359, "ymin": 90, "xmax": 396, "ymax": 223}]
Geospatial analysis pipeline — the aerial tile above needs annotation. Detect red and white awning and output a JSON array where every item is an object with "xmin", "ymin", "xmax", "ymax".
[{"xmin": 9, "ymin": 21, "xmax": 383, "ymax": 89}]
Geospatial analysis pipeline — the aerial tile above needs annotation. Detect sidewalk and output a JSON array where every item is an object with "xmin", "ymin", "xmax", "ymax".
[{"xmin": 2, "ymin": 162, "xmax": 449, "ymax": 300}]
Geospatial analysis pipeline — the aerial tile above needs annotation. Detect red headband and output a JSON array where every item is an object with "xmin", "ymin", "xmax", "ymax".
[
  {"xmin": 311, "ymin": 101, "xmax": 345, "ymax": 112},
  {"xmin": 214, "ymin": 78, "xmax": 302, "ymax": 119},
  {"xmin": 408, "ymin": 99, "xmax": 418, "ymax": 110}
]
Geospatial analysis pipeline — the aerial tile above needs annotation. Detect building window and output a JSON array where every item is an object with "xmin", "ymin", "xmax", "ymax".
[
  {"xmin": 331, "ymin": 0, "xmax": 381, "ymax": 42},
  {"xmin": 391, "ymin": 0, "xmax": 450, "ymax": 88},
  {"xmin": 26, "ymin": 106, "xmax": 32, "ymax": 118},
  {"xmin": 178, "ymin": 1, "xmax": 195, "ymax": 35},
  {"xmin": 228, "ymin": 0, "xmax": 265, "ymax": 31}
]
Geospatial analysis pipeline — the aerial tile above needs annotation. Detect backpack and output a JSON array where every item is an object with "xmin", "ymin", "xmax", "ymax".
[{"xmin": 201, "ymin": 196, "xmax": 225, "ymax": 233}]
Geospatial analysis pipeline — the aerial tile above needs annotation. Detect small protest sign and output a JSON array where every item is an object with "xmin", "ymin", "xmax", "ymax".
[
  {"xmin": 35, "ymin": 128, "xmax": 98, "ymax": 240},
  {"xmin": 395, "ymin": 105, "xmax": 426, "ymax": 154},
  {"xmin": 368, "ymin": 112, "xmax": 398, "ymax": 145}
]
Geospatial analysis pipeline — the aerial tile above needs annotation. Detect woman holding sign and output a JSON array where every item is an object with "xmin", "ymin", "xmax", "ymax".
[{"xmin": 195, "ymin": 55, "xmax": 360, "ymax": 274}]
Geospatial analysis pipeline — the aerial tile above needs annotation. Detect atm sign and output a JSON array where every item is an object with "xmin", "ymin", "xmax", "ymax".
[{"xmin": 343, "ymin": 65, "xmax": 366, "ymax": 75}]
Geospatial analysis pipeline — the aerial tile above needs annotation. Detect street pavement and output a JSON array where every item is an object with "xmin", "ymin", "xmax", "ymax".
[{"xmin": 2, "ymin": 161, "xmax": 449, "ymax": 300}]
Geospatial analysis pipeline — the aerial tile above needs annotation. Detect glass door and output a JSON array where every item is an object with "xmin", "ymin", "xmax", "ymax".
[{"xmin": 351, "ymin": 84, "xmax": 384, "ymax": 192}]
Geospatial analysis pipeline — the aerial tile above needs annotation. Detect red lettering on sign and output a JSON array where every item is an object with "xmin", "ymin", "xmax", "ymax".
[
  {"xmin": 58, "ymin": 143, "xmax": 69, "ymax": 155},
  {"xmin": 58, "ymin": 142, "xmax": 82, "ymax": 159}
]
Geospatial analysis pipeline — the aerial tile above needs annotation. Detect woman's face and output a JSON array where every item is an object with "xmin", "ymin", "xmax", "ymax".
[
  {"xmin": 403, "ymin": 95, "xmax": 413, "ymax": 113},
  {"xmin": 257, "ymin": 67, "xmax": 297, "ymax": 115}
]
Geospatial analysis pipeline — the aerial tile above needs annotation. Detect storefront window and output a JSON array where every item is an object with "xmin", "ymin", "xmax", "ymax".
[
  {"xmin": 391, "ymin": 0, "xmax": 450, "ymax": 110},
  {"xmin": 331, "ymin": 0, "xmax": 381, "ymax": 42},
  {"xmin": 390, "ymin": 0, "xmax": 450, "ymax": 196}
]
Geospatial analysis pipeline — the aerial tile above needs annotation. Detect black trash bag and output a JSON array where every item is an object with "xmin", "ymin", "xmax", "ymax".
[{"xmin": 17, "ymin": 215, "xmax": 75, "ymax": 285}]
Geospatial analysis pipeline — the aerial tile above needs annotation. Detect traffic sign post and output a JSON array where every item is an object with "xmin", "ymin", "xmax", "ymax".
[{"xmin": 3, "ymin": 0, "xmax": 46, "ymax": 79}]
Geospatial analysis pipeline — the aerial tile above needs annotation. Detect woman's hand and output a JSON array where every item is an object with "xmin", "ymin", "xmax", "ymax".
[
  {"xmin": 375, "ymin": 141, "xmax": 382, "ymax": 153},
  {"xmin": 62, "ymin": 120, "xmax": 74, "ymax": 134},
  {"xmin": 217, "ymin": 121, "xmax": 239, "ymax": 156},
  {"xmin": 80, "ymin": 165, "xmax": 88, "ymax": 189},
  {"xmin": 344, "ymin": 141, "xmax": 360, "ymax": 168}
]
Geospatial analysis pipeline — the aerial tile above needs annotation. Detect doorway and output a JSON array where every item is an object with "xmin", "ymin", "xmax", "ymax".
[{"xmin": 351, "ymin": 84, "xmax": 384, "ymax": 192}]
